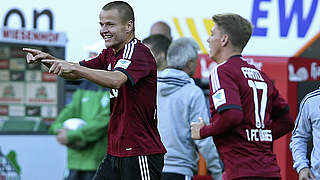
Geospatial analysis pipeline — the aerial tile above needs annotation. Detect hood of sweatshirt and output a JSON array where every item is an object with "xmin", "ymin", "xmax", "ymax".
[{"xmin": 157, "ymin": 68, "xmax": 193, "ymax": 96}]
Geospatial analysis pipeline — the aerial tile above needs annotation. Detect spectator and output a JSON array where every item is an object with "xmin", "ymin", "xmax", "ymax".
[
  {"xmin": 290, "ymin": 88, "xmax": 320, "ymax": 180},
  {"xmin": 142, "ymin": 34, "xmax": 171, "ymax": 71},
  {"xmin": 158, "ymin": 37, "xmax": 222, "ymax": 180},
  {"xmin": 23, "ymin": 1, "xmax": 166, "ymax": 179},
  {"xmin": 190, "ymin": 13, "xmax": 294, "ymax": 179},
  {"xmin": 49, "ymin": 80, "xmax": 110, "ymax": 180},
  {"xmin": 150, "ymin": 21, "xmax": 172, "ymax": 41}
]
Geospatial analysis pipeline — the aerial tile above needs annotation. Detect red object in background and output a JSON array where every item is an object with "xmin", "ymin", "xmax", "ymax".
[
  {"xmin": 0, "ymin": 105, "xmax": 8, "ymax": 115},
  {"xmin": 194, "ymin": 54, "xmax": 320, "ymax": 180},
  {"xmin": 193, "ymin": 54, "xmax": 216, "ymax": 80},
  {"xmin": 194, "ymin": 175, "xmax": 213, "ymax": 180},
  {"xmin": 0, "ymin": 59, "xmax": 9, "ymax": 69},
  {"xmin": 42, "ymin": 72, "xmax": 57, "ymax": 82}
]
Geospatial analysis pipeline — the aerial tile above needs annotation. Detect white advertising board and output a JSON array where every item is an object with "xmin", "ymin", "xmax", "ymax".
[
  {"xmin": 0, "ymin": 135, "xmax": 67, "ymax": 180},
  {"xmin": 0, "ymin": 0, "xmax": 319, "ymax": 60}
]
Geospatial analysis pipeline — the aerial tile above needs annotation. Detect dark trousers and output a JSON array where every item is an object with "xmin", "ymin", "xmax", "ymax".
[
  {"xmin": 67, "ymin": 170, "xmax": 96, "ymax": 180},
  {"xmin": 161, "ymin": 172, "xmax": 193, "ymax": 180},
  {"xmin": 93, "ymin": 154, "xmax": 164, "ymax": 180}
]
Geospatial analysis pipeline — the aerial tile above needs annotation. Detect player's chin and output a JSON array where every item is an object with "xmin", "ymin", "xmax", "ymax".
[{"xmin": 104, "ymin": 40, "xmax": 114, "ymax": 48}]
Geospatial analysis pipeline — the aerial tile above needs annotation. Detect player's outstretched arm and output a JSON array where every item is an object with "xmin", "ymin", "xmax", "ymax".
[{"xmin": 42, "ymin": 59, "xmax": 127, "ymax": 89}]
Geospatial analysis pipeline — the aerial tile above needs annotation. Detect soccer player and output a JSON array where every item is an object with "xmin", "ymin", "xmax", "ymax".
[
  {"xmin": 142, "ymin": 34, "xmax": 171, "ymax": 71},
  {"xmin": 23, "ymin": 1, "xmax": 166, "ymax": 180},
  {"xmin": 190, "ymin": 13, "xmax": 295, "ymax": 179},
  {"xmin": 290, "ymin": 88, "xmax": 320, "ymax": 180}
]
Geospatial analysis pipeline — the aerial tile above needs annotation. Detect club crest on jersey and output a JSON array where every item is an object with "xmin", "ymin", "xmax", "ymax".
[
  {"xmin": 212, "ymin": 89, "xmax": 226, "ymax": 109},
  {"xmin": 115, "ymin": 59, "xmax": 131, "ymax": 69}
]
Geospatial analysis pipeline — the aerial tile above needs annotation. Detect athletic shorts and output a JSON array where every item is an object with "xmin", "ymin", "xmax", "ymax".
[{"xmin": 93, "ymin": 154, "xmax": 164, "ymax": 180}]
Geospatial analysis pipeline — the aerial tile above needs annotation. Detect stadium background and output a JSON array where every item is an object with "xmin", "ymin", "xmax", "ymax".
[{"xmin": 1, "ymin": 0, "xmax": 320, "ymax": 179}]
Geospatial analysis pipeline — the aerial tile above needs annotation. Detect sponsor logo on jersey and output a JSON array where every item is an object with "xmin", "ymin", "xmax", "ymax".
[
  {"xmin": 212, "ymin": 88, "xmax": 226, "ymax": 109},
  {"xmin": 115, "ymin": 59, "xmax": 131, "ymax": 69}
]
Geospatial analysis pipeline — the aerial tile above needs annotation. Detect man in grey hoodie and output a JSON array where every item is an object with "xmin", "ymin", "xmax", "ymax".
[
  {"xmin": 157, "ymin": 37, "xmax": 223, "ymax": 180},
  {"xmin": 290, "ymin": 88, "xmax": 320, "ymax": 180}
]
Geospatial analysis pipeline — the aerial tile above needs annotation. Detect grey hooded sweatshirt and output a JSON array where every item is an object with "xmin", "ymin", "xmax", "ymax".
[
  {"xmin": 290, "ymin": 88, "xmax": 320, "ymax": 179},
  {"xmin": 157, "ymin": 68, "xmax": 222, "ymax": 179}
]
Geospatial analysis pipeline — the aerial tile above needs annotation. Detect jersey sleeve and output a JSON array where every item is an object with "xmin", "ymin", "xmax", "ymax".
[
  {"xmin": 114, "ymin": 43, "xmax": 154, "ymax": 86},
  {"xmin": 79, "ymin": 49, "xmax": 108, "ymax": 70},
  {"xmin": 210, "ymin": 66, "xmax": 242, "ymax": 113},
  {"xmin": 270, "ymin": 84, "xmax": 290, "ymax": 119}
]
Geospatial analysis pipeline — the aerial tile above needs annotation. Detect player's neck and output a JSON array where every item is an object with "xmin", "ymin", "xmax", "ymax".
[
  {"xmin": 218, "ymin": 49, "xmax": 241, "ymax": 63},
  {"xmin": 113, "ymin": 34, "xmax": 135, "ymax": 54}
]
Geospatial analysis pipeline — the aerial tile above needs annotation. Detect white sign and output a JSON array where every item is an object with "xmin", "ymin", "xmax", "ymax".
[
  {"xmin": 26, "ymin": 82, "xmax": 57, "ymax": 105},
  {"xmin": 0, "ymin": 0, "xmax": 319, "ymax": 59},
  {"xmin": 0, "ymin": 28, "xmax": 67, "ymax": 47},
  {"xmin": 0, "ymin": 82, "xmax": 24, "ymax": 104},
  {"xmin": 0, "ymin": 135, "xmax": 67, "ymax": 180}
]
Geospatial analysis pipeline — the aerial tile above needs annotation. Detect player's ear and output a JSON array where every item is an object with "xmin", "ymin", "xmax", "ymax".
[
  {"xmin": 221, "ymin": 34, "xmax": 229, "ymax": 47},
  {"xmin": 159, "ymin": 52, "xmax": 166, "ymax": 61},
  {"xmin": 126, "ymin": 20, "xmax": 134, "ymax": 33}
]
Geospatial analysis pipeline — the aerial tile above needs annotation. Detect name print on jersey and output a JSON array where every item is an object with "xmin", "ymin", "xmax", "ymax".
[{"xmin": 241, "ymin": 67, "xmax": 272, "ymax": 142}]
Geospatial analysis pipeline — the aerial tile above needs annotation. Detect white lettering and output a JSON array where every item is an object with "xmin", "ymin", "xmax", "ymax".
[
  {"xmin": 251, "ymin": 129, "xmax": 259, "ymax": 141},
  {"xmin": 311, "ymin": 62, "xmax": 320, "ymax": 80},
  {"xmin": 241, "ymin": 67, "xmax": 264, "ymax": 81},
  {"xmin": 288, "ymin": 64, "xmax": 308, "ymax": 82},
  {"xmin": 246, "ymin": 129, "xmax": 272, "ymax": 142}
]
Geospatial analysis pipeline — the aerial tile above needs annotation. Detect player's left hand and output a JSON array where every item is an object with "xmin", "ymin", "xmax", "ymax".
[
  {"xmin": 56, "ymin": 128, "xmax": 69, "ymax": 145},
  {"xmin": 191, "ymin": 117, "xmax": 205, "ymax": 140}
]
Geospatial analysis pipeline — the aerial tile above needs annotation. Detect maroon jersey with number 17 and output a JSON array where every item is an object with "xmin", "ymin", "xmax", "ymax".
[
  {"xmin": 80, "ymin": 38, "xmax": 166, "ymax": 157},
  {"xmin": 201, "ymin": 55, "xmax": 289, "ymax": 179}
]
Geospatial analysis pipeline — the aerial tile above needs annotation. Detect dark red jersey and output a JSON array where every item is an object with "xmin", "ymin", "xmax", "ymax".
[
  {"xmin": 202, "ymin": 55, "xmax": 289, "ymax": 179},
  {"xmin": 80, "ymin": 38, "xmax": 166, "ymax": 157}
]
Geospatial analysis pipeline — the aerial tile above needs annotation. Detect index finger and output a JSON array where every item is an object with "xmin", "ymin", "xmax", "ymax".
[
  {"xmin": 41, "ymin": 59, "xmax": 56, "ymax": 63},
  {"xmin": 22, "ymin": 48, "xmax": 42, "ymax": 55}
]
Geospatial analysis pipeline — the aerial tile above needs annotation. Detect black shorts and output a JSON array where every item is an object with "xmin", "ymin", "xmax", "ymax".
[
  {"xmin": 161, "ymin": 172, "xmax": 193, "ymax": 180},
  {"xmin": 93, "ymin": 154, "xmax": 164, "ymax": 180}
]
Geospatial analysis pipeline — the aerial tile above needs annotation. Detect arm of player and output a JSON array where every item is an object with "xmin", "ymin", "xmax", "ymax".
[
  {"xmin": 42, "ymin": 59, "xmax": 127, "ymax": 89},
  {"xmin": 191, "ymin": 117, "xmax": 205, "ymax": 139},
  {"xmin": 23, "ymin": 48, "xmax": 128, "ymax": 88},
  {"xmin": 270, "ymin": 84, "xmax": 295, "ymax": 139},
  {"xmin": 70, "ymin": 64, "xmax": 128, "ymax": 89},
  {"xmin": 271, "ymin": 108, "xmax": 294, "ymax": 140},
  {"xmin": 41, "ymin": 59, "xmax": 127, "ymax": 89},
  {"xmin": 199, "ymin": 109, "xmax": 243, "ymax": 138}
]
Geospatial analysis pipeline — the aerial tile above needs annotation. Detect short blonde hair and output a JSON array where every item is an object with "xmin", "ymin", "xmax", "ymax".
[{"xmin": 212, "ymin": 13, "xmax": 252, "ymax": 52}]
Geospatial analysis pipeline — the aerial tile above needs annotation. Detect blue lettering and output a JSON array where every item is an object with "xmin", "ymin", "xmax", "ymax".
[
  {"xmin": 251, "ymin": 0, "xmax": 271, "ymax": 36},
  {"xmin": 279, "ymin": 0, "xmax": 318, "ymax": 37}
]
